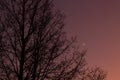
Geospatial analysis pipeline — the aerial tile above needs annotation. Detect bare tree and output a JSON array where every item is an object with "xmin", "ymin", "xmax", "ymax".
[
  {"xmin": 0, "ymin": 0, "xmax": 87, "ymax": 80},
  {"xmin": 81, "ymin": 67, "xmax": 107, "ymax": 80}
]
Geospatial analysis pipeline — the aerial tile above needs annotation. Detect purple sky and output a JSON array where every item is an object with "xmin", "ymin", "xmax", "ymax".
[{"xmin": 55, "ymin": 0, "xmax": 120, "ymax": 80}]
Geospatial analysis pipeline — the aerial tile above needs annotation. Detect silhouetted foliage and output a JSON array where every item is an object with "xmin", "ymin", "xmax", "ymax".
[
  {"xmin": 81, "ymin": 67, "xmax": 107, "ymax": 80},
  {"xmin": 0, "ymin": 0, "xmax": 107, "ymax": 80},
  {"xmin": 0, "ymin": 0, "xmax": 87, "ymax": 80}
]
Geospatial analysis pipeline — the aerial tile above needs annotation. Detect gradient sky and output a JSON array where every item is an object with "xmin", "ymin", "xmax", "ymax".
[{"xmin": 55, "ymin": 0, "xmax": 120, "ymax": 80}]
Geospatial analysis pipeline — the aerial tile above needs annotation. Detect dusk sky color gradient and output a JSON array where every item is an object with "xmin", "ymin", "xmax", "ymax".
[{"xmin": 55, "ymin": 0, "xmax": 120, "ymax": 80}]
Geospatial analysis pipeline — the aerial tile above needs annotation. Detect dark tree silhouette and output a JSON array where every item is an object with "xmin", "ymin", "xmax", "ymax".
[
  {"xmin": 81, "ymin": 67, "xmax": 107, "ymax": 80},
  {"xmin": 0, "ymin": 0, "xmax": 87, "ymax": 80}
]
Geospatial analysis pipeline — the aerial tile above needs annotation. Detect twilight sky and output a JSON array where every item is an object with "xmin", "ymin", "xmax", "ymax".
[{"xmin": 55, "ymin": 0, "xmax": 120, "ymax": 80}]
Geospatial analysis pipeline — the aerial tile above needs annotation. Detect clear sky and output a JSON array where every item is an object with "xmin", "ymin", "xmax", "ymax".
[{"xmin": 55, "ymin": 0, "xmax": 120, "ymax": 80}]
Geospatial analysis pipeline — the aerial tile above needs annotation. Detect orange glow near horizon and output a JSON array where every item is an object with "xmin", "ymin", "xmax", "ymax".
[{"xmin": 55, "ymin": 0, "xmax": 120, "ymax": 80}]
